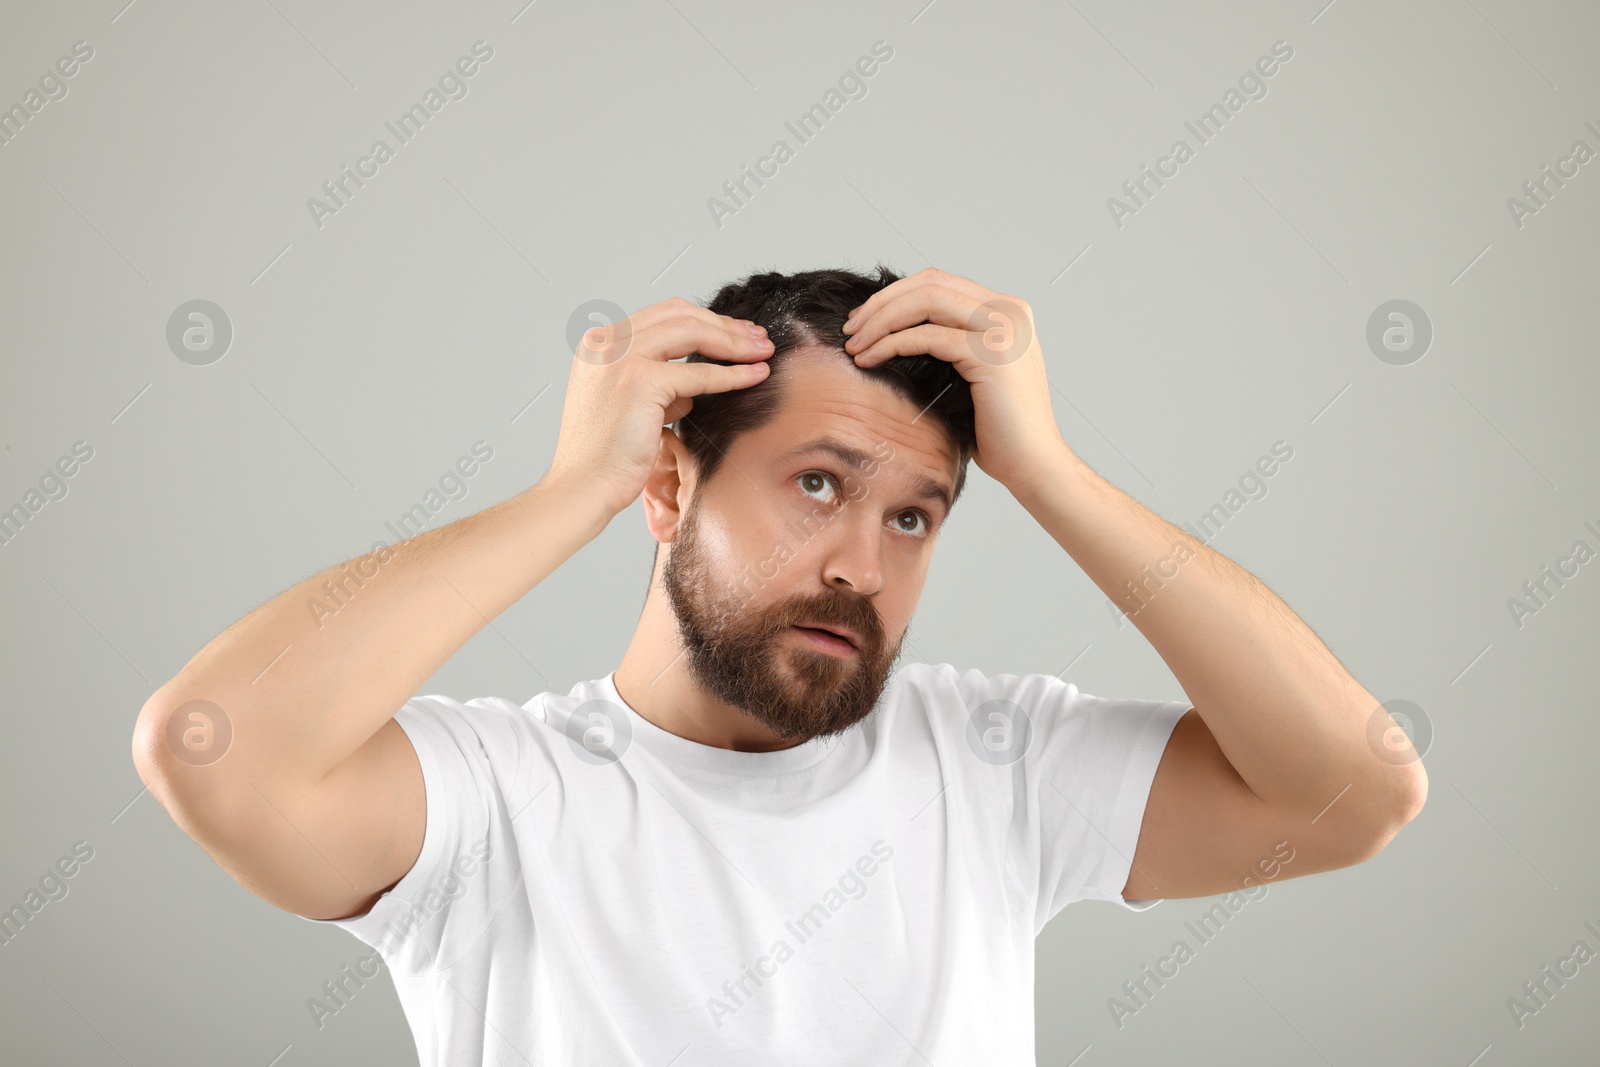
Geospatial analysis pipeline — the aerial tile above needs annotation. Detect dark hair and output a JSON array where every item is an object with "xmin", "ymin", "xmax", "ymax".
[{"xmin": 671, "ymin": 264, "xmax": 977, "ymax": 512}]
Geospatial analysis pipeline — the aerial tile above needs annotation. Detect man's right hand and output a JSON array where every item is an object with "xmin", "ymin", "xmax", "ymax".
[{"xmin": 545, "ymin": 297, "xmax": 774, "ymax": 517}]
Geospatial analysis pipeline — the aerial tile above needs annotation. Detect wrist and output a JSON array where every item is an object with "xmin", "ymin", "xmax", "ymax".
[
  {"xmin": 530, "ymin": 472, "xmax": 619, "ymax": 540},
  {"xmin": 1006, "ymin": 437, "xmax": 1090, "ymax": 511}
]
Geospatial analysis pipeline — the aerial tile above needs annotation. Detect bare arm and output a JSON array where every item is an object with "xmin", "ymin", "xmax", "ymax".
[
  {"xmin": 1009, "ymin": 443, "xmax": 1428, "ymax": 897},
  {"xmin": 131, "ymin": 478, "xmax": 609, "ymax": 918},
  {"xmin": 131, "ymin": 298, "xmax": 776, "ymax": 920}
]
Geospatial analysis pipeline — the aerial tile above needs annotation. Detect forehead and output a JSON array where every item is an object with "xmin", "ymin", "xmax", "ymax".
[{"xmin": 730, "ymin": 346, "xmax": 957, "ymax": 503}]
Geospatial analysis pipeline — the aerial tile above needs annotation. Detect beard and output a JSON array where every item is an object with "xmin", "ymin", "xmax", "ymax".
[{"xmin": 660, "ymin": 490, "xmax": 906, "ymax": 745}]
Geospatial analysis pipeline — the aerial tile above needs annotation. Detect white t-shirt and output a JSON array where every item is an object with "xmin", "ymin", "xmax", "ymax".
[{"xmin": 300, "ymin": 662, "xmax": 1189, "ymax": 1065}]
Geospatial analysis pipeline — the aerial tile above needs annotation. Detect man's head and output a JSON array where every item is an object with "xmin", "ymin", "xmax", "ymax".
[{"xmin": 640, "ymin": 265, "xmax": 977, "ymax": 745}]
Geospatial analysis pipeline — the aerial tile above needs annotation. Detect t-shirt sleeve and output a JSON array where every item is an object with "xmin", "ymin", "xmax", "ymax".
[
  {"xmin": 295, "ymin": 694, "xmax": 529, "ymax": 975},
  {"xmin": 934, "ymin": 665, "xmax": 1189, "ymax": 933}
]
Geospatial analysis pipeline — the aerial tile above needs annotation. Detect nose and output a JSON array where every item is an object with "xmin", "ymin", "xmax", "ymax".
[{"xmin": 820, "ymin": 508, "xmax": 884, "ymax": 597}]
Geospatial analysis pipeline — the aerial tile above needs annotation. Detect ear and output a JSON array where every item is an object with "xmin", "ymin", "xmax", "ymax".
[{"xmin": 642, "ymin": 428, "xmax": 692, "ymax": 544}]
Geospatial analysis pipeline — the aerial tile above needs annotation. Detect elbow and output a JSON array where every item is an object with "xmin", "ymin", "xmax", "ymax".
[
  {"xmin": 132, "ymin": 692, "xmax": 231, "ymax": 798},
  {"xmin": 1347, "ymin": 762, "xmax": 1429, "ymax": 866},
  {"xmin": 132, "ymin": 697, "xmax": 182, "ymax": 799},
  {"xmin": 1386, "ymin": 753, "xmax": 1429, "ymax": 833},
  {"xmin": 132, "ymin": 699, "xmax": 166, "ymax": 785},
  {"xmin": 131, "ymin": 696, "xmax": 241, "ymax": 839},
  {"xmin": 1399, "ymin": 758, "xmax": 1429, "ymax": 826},
  {"xmin": 131, "ymin": 701, "xmax": 244, "ymax": 860}
]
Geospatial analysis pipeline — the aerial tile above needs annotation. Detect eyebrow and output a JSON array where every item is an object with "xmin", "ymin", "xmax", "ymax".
[{"xmin": 775, "ymin": 436, "xmax": 953, "ymax": 519}]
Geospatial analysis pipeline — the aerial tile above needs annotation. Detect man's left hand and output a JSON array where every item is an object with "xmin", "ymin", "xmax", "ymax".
[{"xmin": 841, "ymin": 267, "xmax": 1066, "ymax": 496}]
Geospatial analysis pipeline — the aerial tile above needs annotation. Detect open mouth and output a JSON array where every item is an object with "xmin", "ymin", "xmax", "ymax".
[{"xmin": 791, "ymin": 625, "xmax": 858, "ymax": 656}]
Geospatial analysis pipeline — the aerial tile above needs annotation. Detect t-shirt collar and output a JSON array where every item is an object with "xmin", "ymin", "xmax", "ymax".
[{"xmin": 592, "ymin": 669, "xmax": 857, "ymax": 776}]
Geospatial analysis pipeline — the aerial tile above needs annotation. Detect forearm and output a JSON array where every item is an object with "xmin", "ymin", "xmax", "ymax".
[
  {"xmin": 1011, "ymin": 441, "xmax": 1424, "ymax": 825},
  {"xmin": 136, "ymin": 473, "xmax": 612, "ymax": 789}
]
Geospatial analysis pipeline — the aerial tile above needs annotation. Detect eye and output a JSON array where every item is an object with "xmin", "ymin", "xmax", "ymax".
[
  {"xmin": 797, "ymin": 471, "xmax": 840, "ymax": 507},
  {"xmin": 796, "ymin": 472, "xmax": 934, "ymax": 539},
  {"xmin": 894, "ymin": 510, "xmax": 932, "ymax": 537}
]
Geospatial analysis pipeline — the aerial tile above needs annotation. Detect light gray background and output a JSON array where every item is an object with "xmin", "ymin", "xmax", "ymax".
[{"xmin": 2, "ymin": 0, "xmax": 1596, "ymax": 1063}]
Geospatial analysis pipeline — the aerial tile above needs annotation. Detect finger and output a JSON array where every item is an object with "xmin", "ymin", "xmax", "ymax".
[
  {"xmin": 842, "ymin": 266, "xmax": 986, "ymax": 336},
  {"xmin": 587, "ymin": 308, "xmax": 772, "ymax": 367},
  {"xmin": 663, "ymin": 395, "xmax": 694, "ymax": 425},
  {"xmin": 628, "ymin": 296, "xmax": 763, "ymax": 338},
  {"xmin": 847, "ymin": 323, "xmax": 975, "ymax": 370},
  {"xmin": 657, "ymin": 356, "xmax": 772, "ymax": 407},
  {"xmin": 843, "ymin": 283, "xmax": 981, "ymax": 358},
  {"xmin": 580, "ymin": 298, "xmax": 765, "ymax": 363},
  {"xmin": 632, "ymin": 314, "xmax": 774, "ymax": 364}
]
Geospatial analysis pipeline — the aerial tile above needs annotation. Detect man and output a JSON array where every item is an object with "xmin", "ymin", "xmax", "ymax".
[{"xmin": 132, "ymin": 265, "xmax": 1427, "ymax": 1065}]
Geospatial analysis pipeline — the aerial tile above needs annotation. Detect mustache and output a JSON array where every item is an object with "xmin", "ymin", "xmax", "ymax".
[{"xmin": 767, "ymin": 592, "xmax": 883, "ymax": 644}]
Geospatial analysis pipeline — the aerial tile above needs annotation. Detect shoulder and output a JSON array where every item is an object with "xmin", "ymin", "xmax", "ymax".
[
  {"xmin": 888, "ymin": 661, "xmax": 1082, "ymax": 711},
  {"xmin": 393, "ymin": 690, "xmax": 565, "ymax": 778},
  {"xmin": 884, "ymin": 662, "xmax": 1186, "ymax": 760},
  {"xmin": 881, "ymin": 661, "xmax": 1072, "ymax": 742},
  {"xmin": 399, "ymin": 692, "xmax": 548, "ymax": 738},
  {"xmin": 888, "ymin": 660, "xmax": 981, "ymax": 691}
]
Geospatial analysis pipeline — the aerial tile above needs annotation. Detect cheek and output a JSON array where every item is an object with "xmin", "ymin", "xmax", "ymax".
[
  {"xmin": 884, "ymin": 554, "xmax": 932, "ymax": 612},
  {"xmin": 696, "ymin": 511, "xmax": 740, "ymax": 558},
  {"xmin": 701, "ymin": 504, "xmax": 785, "ymax": 575}
]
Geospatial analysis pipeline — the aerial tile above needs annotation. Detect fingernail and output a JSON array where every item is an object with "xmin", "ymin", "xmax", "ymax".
[{"xmin": 745, "ymin": 321, "xmax": 766, "ymax": 336}]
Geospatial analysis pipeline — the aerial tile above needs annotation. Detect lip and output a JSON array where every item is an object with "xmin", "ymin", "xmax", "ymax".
[{"xmin": 793, "ymin": 622, "xmax": 860, "ymax": 650}]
